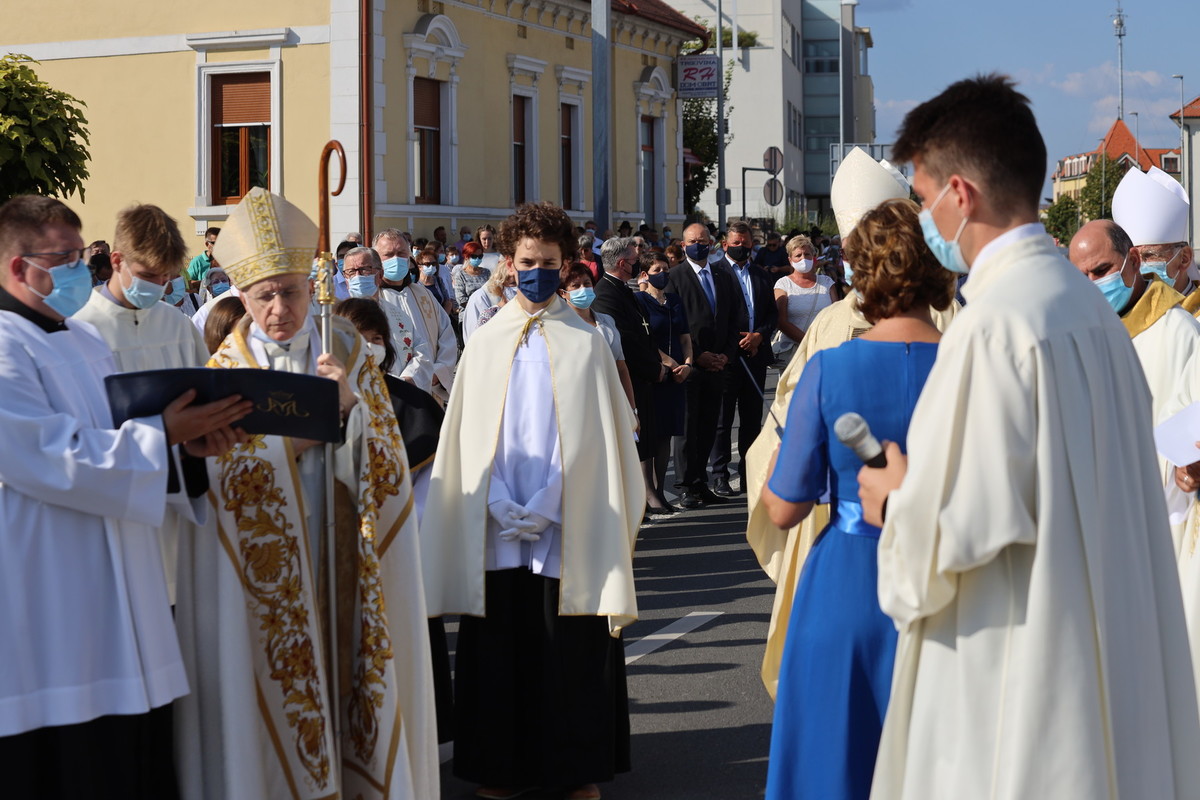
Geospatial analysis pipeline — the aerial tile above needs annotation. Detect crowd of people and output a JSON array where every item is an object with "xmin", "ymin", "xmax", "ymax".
[{"xmin": 7, "ymin": 70, "xmax": 1200, "ymax": 800}]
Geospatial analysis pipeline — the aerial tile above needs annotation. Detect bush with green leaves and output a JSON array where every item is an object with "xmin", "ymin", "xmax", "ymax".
[{"xmin": 0, "ymin": 54, "xmax": 91, "ymax": 202}]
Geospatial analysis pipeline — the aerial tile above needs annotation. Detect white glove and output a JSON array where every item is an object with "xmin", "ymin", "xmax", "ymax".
[
  {"xmin": 524, "ymin": 510, "xmax": 553, "ymax": 535},
  {"xmin": 488, "ymin": 499, "xmax": 540, "ymax": 542}
]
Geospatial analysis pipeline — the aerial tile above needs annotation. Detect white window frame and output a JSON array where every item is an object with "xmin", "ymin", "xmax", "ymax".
[
  {"xmin": 403, "ymin": 14, "xmax": 467, "ymax": 207},
  {"xmin": 556, "ymin": 65, "xmax": 589, "ymax": 212},
  {"xmin": 508, "ymin": 55, "xmax": 547, "ymax": 206},
  {"xmin": 187, "ymin": 35, "xmax": 284, "ymax": 227},
  {"xmin": 633, "ymin": 66, "xmax": 673, "ymax": 226}
]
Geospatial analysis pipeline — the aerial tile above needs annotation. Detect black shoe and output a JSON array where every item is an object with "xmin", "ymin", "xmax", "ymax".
[
  {"xmin": 712, "ymin": 477, "xmax": 735, "ymax": 497},
  {"xmin": 678, "ymin": 489, "xmax": 706, "ymax": 509},
  {"xmin": 698, "ymin": 487, "xmax": 729, "ymax": 505}
]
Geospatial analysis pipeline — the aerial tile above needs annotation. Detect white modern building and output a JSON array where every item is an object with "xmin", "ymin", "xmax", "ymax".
[{"xmin": 671, "ymin": 0, "xmax": 874, "ymax": 224}]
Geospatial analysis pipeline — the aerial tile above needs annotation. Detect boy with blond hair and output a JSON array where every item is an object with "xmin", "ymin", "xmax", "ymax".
[{"xmin": 74, "ymin": 203, "xmax": 210, "ymax": 602}]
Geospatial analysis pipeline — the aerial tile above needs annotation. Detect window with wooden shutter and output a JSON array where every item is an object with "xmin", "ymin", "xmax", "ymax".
[
  {"xmin": 513, "ymin": 95, "xmax": 528, "ymax": 205},
  {"xmin": 560, "ymin": 104, "xmax": 573, "ymax": 209},
  {"xmin": 211, "ymin": 73, "xmax": 271, "ymax": 204},
  {"xmin": 414, "ymin": 77, "xmax": 441, "ymax": 205}
]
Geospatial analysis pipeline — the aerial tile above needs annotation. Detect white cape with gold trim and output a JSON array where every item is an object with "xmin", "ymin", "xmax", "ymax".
[
  {"xmin": 174, "ymin": 315, "xmax": 438, "ymax": 800},
  {"xmin": 420, "ymin": 296, "xmax": 644, "ymax": 634}
]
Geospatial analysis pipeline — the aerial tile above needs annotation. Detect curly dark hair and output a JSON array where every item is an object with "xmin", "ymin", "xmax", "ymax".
[
  {"xmin": 497, "ymin": 202, "xmax": 578, "ymax": 263},
  {"xmin": 844, "ymin": 198, "xmax": 956, "ymax": 324}
]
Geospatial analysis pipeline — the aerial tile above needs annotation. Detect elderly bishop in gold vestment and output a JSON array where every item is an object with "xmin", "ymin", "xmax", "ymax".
[{"xmin": 173, "ymin": 188, "xmax": 438, "ymax": 800}]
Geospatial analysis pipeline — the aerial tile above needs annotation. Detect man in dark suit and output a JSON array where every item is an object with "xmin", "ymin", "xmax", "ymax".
[
  {"xmin": 666, "ymin": 222, "xmax": 740, "ymax": 508},
  {"xmin": 592, "ymin": 236, "xmax": 666, "ymax": 500},
  {"xmin": 710, "ymin": 220, "xmax": 778, "ymax": 496}
]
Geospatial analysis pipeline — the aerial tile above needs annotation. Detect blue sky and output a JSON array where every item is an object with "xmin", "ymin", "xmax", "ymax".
[{"xmin": 857, "ymin": 0, "xmax": 1196, "ymax": 200}]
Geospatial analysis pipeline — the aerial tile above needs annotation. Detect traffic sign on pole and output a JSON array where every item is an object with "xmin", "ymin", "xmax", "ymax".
[
  {"xmin": 763, "ymin": 178, "xmax": 783, "ymax": 206},
  {"xmin": 763, "ymin": 146, "xmax": 783, "ymax": 175}
]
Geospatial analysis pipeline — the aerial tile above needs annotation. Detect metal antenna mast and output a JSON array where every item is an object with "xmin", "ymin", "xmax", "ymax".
[{"xmin": 1113, "ymin": 2, "xmax": 1127, "ymax": 119}]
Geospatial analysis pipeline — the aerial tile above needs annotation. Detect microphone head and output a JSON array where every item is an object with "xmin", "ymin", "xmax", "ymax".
[
  {"xmin": 834, "ymin": 411, "xmax": 884, "ymax": 465},
  {"xmin": 834, "ymin": 412, "xmax": 870, "ymax": 448}
]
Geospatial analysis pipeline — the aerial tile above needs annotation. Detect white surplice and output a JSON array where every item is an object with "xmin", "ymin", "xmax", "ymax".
[
  {"xmin": 873, "ymin": 228, "xmax": 1200, "ymax": 799},
  {"xmin": 377, "ymin": 282, "xmax": 457, "ymax": 397},
  {"xmin": 484, "ymin": 318, "xmax": 565, "ymax": 577},
  {"xmin": 74, "ymin": 288, "xmax": 211, "ymax": 602},
  {"xmin": 0, "ymin": 312, "xmax": 197, "ymax": 737}
]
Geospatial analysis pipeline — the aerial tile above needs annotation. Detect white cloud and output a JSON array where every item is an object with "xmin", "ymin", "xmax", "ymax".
[
  {"xmin": 874, "ymin": 98, "xmax": 919, "ymax": 142},
  {"xmin": 1053, "ymin": 62, "xmax": 1166, "ymax": 96}
]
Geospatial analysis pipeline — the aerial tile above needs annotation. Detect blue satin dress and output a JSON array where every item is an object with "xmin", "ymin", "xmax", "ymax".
[{"xmin": 765, "ymin": 339, "xmax": 937, "ymax": 800}]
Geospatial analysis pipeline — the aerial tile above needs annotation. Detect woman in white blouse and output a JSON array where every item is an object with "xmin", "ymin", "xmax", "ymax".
[{"xmin": 774, "ymin": 235, "xmax": 833, "ymax": 355}]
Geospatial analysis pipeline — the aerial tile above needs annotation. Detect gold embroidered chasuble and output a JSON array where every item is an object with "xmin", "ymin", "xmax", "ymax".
[
  {"xmin": 176, "ymin": 314, "xmax": 437, "ymax": 800},
  {"xmin": 743, "ymin": 295, "xmax": 958, "ymax": 699}
]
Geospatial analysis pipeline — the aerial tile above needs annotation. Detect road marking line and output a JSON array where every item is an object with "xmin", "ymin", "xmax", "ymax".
[{"xmin": 624, "ymin": 611, "xmax": 724, "ymax": 665}]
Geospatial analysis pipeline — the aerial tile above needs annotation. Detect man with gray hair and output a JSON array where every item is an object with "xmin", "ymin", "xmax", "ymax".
[{"xmin": 593, "ymin": 236, "xmax": 667, "ymax": 497}]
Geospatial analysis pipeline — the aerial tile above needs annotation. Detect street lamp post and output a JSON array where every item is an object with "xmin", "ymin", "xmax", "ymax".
[
  {"xmin": 1174, "ymin": 74, "xmax": 1185, "ymax": 177},
  {"xmin": 1131, "ymin": 111, "xmax": 1140, "ymax": 166}
]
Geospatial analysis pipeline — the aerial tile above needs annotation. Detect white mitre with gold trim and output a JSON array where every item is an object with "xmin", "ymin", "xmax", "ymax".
[
  {"xmin": 212, "ymin": 187, "xmax": 318, "ymax": 289},
  {"xmin": 831, "ymin": 147, "xmax": 910, "ymax": 239},
  {"xmin": 1113, "ymin": 165, "xmax": 1190, "ymax": 247}
]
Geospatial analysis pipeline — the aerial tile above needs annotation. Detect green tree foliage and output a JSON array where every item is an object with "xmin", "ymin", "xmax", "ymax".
[
  {"xmin": 1044, "ymin": 195, "xmax": 1080, "ymax": 244},
  {"xmin": 1079, "ymin": 154, "xmax": 1128, "ymax": 222},
  {"xmin": 0, "ymin": 55, "xmax": 91, "ymax": 202},
  {"xmin": 682, "ymin": 62, "xmax": 734, "ymax": 216}
]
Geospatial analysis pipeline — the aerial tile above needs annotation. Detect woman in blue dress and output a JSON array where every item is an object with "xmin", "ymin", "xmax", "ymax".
[{"xmin": 760, "ymin": 198, "xmax": 957, "ymax": 800}]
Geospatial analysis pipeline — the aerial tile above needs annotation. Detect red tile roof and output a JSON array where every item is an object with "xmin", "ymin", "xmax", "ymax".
[
  {"xmin": 1056, "ymin": 117, "xmax": 1180, "ymax": 174},
  {"xmin": 1169, "ymin": 96, "xmax": 1200, "ymax": 121},
  {"xmin": 609, "ymin": 0, "xmax": 707, "ymax": 38}
]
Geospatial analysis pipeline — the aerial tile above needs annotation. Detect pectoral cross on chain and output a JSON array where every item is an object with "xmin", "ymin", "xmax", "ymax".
[{"xmin": 640, "ymin": 316, "xmax": 650, "ymax": 336}]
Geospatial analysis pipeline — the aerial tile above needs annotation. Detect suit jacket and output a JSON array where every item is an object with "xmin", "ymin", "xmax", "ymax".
[
  {"xmin": 591, "ymin": 271, "xmax": 662, "ymax": 385},
  {"xmin": 717, "ymin": 258, "xmax": 779, "ymax": 367},
  {"xmin": 666, "ymin": 258, "xmax": 739, "ymax": 360}
]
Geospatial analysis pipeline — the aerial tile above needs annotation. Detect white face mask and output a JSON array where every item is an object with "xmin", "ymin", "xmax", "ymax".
[
  {"xmin": 793, "ymin": 258, "xmax": 814, "ymax": 273},
  {"xmin": 365, "ymin": 342, "xmax": 387, "ymax": 363}
]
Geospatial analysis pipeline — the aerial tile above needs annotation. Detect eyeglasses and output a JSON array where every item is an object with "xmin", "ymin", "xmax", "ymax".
[
  {"xmin": 343, "ymin": 268, "xmax": 379, "ymax": 278},
  {"xmin": 22, "ymin": 248, "xmax": 84, "ymax": 266}
]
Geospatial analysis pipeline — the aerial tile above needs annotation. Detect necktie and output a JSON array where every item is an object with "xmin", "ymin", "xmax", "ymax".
[{"xmin": 700, "ymin": 267, "xmax": 717, "ymax": 313}]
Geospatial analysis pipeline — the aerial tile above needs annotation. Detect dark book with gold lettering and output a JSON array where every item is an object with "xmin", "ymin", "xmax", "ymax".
[{"xmin": 105, "ymin": 368, "xmax": 342, "ymax": 443}]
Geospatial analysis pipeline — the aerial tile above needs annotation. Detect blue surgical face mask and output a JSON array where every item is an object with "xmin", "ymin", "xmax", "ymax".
[
  {"xmin": 382, "ymin": 256, "xmax": 410, "ymax": 282},
  {"xmin": 348, "ymin": 274, "xmax": 379, "ymax": 298},
  {"xmin": 919, "ymin": 183, "xmax": 970, "ymax": 274},
  {"xmin": 517, "ymin": 266, "xmax": 562, "ymax": 303},
  {"xmin": 210, "ymin": 280, "xmax": 231, "ymax": 297},
  {"xmin": 1140, "ymin": 249, "xmax": 1180, "ymax": 285},
  {"xmin": 567, "ymin": 286, "xmax": 596, "ymax": 308},
  {"xmin": 163, "ymin": 276, "xmax": 186, "ymax": 305},
  {"xmin": 336, "ymin": 258, "xmax": 345, "ymax": 273},
  {"xmin": 437, "ymin": 253, "xmax": 447, "ymax": 264},
  {"xmin": 684, "ymin": 242, "xmax": 710, "ymax": 263},
  {"xmin": 118, "ymin": 266, "xmax": 166, "ymax": 310},
  {"xmin": 843, "ymin": 261, "xmax": 853, "ymax": 284},
  {"xmin": 25, "ymin": 257, "xmax": 93, "ymax": 317},
  {"xmin": 421, "ymin": 264, "xmax": 439, "ymax": 277},
  {"xmin": 468, "ymin": 256, "xmax": 484, "ymax": 268},
  {"xmin": 1095, "ymin": 257, "xmax": 1134, "ymax": 313}
]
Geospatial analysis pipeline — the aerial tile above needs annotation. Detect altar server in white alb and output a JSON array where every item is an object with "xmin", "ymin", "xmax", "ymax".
[
  {"xmin": 173, "ymin": 187, "xmax": 438, "ymax": 800},
  {"xmin": 857, "ymin": 75, "xmax": 1200, "ymax": 799},
  {"xmin": 73, "ymin": 203, "xmax": 210, "ymax": 603},
  {"xmin": 421, "ymin": 202, "xmax": 644, "ymax": 800},
  {"xmin": 0, "ymin": 195, "xmax": 251, "ymax": 799},
  {"xmin": 372, "ymin": 228, "xmax": 457, "ymax": 403}
]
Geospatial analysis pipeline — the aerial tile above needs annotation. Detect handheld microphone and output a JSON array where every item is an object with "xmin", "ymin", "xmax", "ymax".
[{"xmin": 834, "ymin": 412, "xmax": 887, "ymax": 468}]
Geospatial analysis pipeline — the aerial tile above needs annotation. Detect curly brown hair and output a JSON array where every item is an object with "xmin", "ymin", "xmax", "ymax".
[
  {"xmin": 844, "ymin": 198, "xmax": 956, "ymax": 324},
  {"xmin": 497, "ymin": 202, "xmax": 578, "ymax": 263}
]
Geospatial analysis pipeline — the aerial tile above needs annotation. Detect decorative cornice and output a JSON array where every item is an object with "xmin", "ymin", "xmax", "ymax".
[
  {"xmin": 507, "ymin": 53, "xmax": 548, "ymax": 82},
  {"xmin": 555, "ymin": 65, "xmax": 590, "ymax": 94},
  {"xmin": 186, "ymin": 28, "xmax": 291, "ymax": 51}
]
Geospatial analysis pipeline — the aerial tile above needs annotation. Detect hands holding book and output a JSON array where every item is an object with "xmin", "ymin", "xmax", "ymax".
[{"xmin": 163, "ymin": 389, "xmax": 254, "ymax": 457}]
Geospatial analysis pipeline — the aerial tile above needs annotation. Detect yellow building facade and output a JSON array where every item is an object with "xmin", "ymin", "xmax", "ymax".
[{"xmin": 3, "ymin": 0, "xmax": 702, "ymax": 251}]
